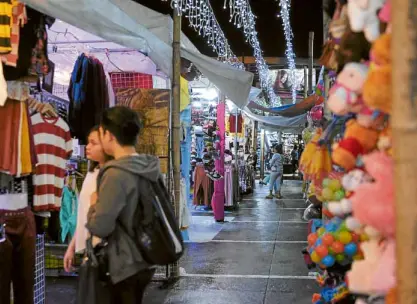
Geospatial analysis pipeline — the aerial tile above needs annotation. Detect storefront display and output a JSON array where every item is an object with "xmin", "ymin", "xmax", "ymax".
[{"xmin": 300, "ymin": 0, "xmax": 394, "ymax": 302}]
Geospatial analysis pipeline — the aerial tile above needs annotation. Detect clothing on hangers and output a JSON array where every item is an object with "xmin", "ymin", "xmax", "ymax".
[
  {"xmin": 193, "ymin": 165, "xmax": 211, "ymax": 206},
  {"xmin": 224, "ymin": 163, "xmax": 234, "ymax": 207},
  {"xmin": 59, "ymin": 184, "xmax": 78, "ymax": 243},
  {"xmin": 68, "ymin": 53, "xmax": 109, "ymax": 144},
  {"xmin": 31, "ymin": 112, "xmax": 72, "ymax": 211}
]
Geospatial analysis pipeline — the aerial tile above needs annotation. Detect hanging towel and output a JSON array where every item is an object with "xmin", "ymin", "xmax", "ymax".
[{"xmin": 60, "ymin": 185, "xmax": 78, "ymax": 243}]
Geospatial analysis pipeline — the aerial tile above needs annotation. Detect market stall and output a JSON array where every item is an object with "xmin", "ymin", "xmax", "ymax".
[{"xmin": 299, "ymin": 0, "xmax": 395, "ymax": 302}]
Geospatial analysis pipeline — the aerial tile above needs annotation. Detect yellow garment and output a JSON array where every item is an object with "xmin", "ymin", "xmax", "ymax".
[
  {"xmin": 180, "ymin": 77, "xmax": 190, "ymax": 112},
  {"xmin": 299, "ymin": 129, "xmax": 322, "ymax": 178},
  {"xmin": 20, "ymin": 101, "xmax": 32, "ymax": 175},
  {"xmin": 0, "ymin": 0, "xmax": 13, "ymax": 54}
]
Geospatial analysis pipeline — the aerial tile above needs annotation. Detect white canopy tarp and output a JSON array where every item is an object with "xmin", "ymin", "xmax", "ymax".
[
  {"xmin": 243, "ymin": 107, "xmax": 307, "ymax": 132},
  {"xmin": 23, "ymin": 0, "xmax": 253, "ymax": 107}
]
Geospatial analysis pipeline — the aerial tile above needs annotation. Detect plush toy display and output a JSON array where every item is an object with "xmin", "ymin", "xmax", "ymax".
[
  {"xmin": 347, "ymin": 0, "xmax": 385, "ymax": 42},
  {"xmin": 350, "ymin": 151, "xmax": 394, "ymax": 238},
  {"xmin": 363, "ymin": 33, "xmax": 391, "ymax": 114},
  {"xmin": 301, "ymin": 0, "xmax": 396, "ymax": 302},
  {"xmin": 327, "ymin": 63, "xmax": 369, "ymax": 115},
  {"xmin": 331, "ymin": 119, "xmax": 379, "ymax": 171},
  {"xmin": 335, "ymin": 29, "xmax": 371, "ymax": 72}
]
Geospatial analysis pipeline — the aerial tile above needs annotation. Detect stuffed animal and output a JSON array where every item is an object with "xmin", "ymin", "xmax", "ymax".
[
  {"xmin": 335, "ymin": 29, "xmax": 371, "ymax": 73},
  {"xmin": 327, "ymin": 63, "xmax": 369, "ymax": 115},
  {"xmin": 350, "ymin": 151, "xmax": 394, "ymax": 238},
  {"xmin": 331, "ymin": 119, "xmax": 379, "ymax": 171},
  {"xmin": 347, "ymin": 0, "xmax": 385, "ymax": 42},
  {"xmin": 363, "ymin": 33, "xmax": 392, "ymax": 114},
  {"xmin": 347, "ymin": 239, "xmax": 396, "ymax": 295}
]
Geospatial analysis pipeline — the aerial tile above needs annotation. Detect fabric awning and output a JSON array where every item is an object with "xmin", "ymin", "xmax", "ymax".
[{"xmin": 23, "ymin": 0, "xmax": 254, "ymax": 107}]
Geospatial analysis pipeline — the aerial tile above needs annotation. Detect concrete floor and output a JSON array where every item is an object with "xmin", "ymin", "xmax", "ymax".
[{"xmin": 46, "ymin": 180, "xmax": 318, "ymax": 303}]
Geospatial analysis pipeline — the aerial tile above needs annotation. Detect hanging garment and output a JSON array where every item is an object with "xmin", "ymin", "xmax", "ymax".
[
  {"xmin": 0, "ymin": 0, "xmax": 12, "ymax": 54},
  {"xmin": 3, "ymin": 7, "xmax": 42, "ymax": 81},
  {"xmin": 0, "ymin": 206, "xmax": 36, "ymax": 304},
  {"xmin": 104, "ymin": 70, "xmax": 116, "ymax": 107},
  {"xmin": 75, "ymin": 168, "xmax": 98, "ymax": 253},
  {"xmin": 193, "ymin": 165, "xmax": 211, "ymax": 206},
  {"xmin": 179, "ymin": 178, "xmax": 191, "ymax": 230},
  {"xmin": 31, "ymin": 113, "xmax": 72, "ymax": 211},
  {"xmin": 195, "ymin": 134, "xmax": 204, "ymax": 158},
  {"xmin": 2, "ymin": 1, "xmax": 26, "ymax": 67},
  {"xmin": 229, "ymin": 114, "xmax": 243, "ymax": 133},
  {"xmin": 28, "ymin": 13, "xmax": 50, "ymax": 76},
  {"xmin": 224, "ymin": 164, "xmax": 234, "ymax": 207},
  {"xmin": 0, "ymin": 99, "xmax": 21, "ymax": 175},
  {"xmin": 68, "ymin": 55, "xmax": 109, "ymax": 143},
  {"xmin": 60, "ymin": 185, "xmax": 78, "ymax": 243}
]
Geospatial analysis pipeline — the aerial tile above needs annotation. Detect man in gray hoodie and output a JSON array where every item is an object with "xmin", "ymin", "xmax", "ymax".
[{"xmin": 86, "ymin": 106, "xmax": 158, "ymax": 303}]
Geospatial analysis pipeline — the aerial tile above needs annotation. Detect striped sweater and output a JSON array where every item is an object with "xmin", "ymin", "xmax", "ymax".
[
  {"xmin": 0, "ymin": 0, "xmax": 12, "ymax": 54},
  {"xmin": 31, "ymin": 113, "xmax": 72, "ymax": 211}
]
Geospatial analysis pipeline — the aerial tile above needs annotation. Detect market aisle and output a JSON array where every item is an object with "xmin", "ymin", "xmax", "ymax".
[{"xmin": 46, "ymin": 180, "xmax": 317, "ymax": 303}]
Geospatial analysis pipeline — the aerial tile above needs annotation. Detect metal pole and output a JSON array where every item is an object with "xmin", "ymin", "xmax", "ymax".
[
  {"xmin": 308, "ymin": 32, "xmax": 314, "ymax": 94},
  {"xmin": 252, "ymin": 120, "xmax": 258, "ymax": 150},
  {"xmin": 323, "ymin": 71, "xmax": 332, "ymax": 120},
  {"xmin": 304, "ymin": 66, "xmax": 308, "ymax": 98},
  {"xmin": 260, "ymin": 129, "xmax": 265, "ymax": 181},
  {"xmin": 170, "ymin": 9, "xmax": 181, "ymax": 278},
  {"xmin": 392, "ymin": 0, "xmax": 417, "ymax": 301}
]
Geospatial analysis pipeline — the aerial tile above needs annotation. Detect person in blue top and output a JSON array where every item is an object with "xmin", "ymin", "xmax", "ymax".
[{"xmin": 266, "ymin": 145, "xmax": 284, "ymax": 199}]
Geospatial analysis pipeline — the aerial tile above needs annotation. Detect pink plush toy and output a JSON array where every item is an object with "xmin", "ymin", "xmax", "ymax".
[
  {"xmin": 347, "ymin": 239, "xmax": 396, "ymax": 295},
  {"xmin": 350, "ymin": 151, "xmax": 395, "ymax": 238},
  {"xmin": 327, "ymin": 63, "xmax": 369, "ymax": 116}
]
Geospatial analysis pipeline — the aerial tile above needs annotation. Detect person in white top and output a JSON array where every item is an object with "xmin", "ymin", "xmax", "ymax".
[{"xmin": 63, "ymin": 126, "xmax": 110, "ymax": 272}]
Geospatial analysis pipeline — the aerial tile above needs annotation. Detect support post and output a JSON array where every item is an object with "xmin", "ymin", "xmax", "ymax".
[
  {"xmin": 304, "ymin": 66, "xmax": 308, "ymax": 98},
  {"xmin": 211, "ymin": 95, "xmax": 226, "ymax": 222},
  {"xmin": 170, "ymin": 9, "xmax": 181, "ymax": 278},
  {"xmin": 392, "ymin": 0, "xmax": 417, "ymax": 302},
  {"xmin": 323, "ymin": 71, "xmax": 332, "ymax": 120},
  {"xmin": 252, "ymin": 120, "xmax": 258, "ymax": 150},
  {"xmin": 260, "ymin": 129, "xmax": 265, "ymax": 181},
  {"xmin": 308, "ymin": 32, "xmax": 314, "ymax": 94}
]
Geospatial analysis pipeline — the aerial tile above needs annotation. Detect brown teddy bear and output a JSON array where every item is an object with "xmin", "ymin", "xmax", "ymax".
[{"xmin": 363, "ymin": 33, "xmax": 391, "ymax": 114}]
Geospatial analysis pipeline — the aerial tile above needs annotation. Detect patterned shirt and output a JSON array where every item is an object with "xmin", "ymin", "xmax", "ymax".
[{"xmin": 31, "ymin": 113, "xmax": 72, "ymax": 211}]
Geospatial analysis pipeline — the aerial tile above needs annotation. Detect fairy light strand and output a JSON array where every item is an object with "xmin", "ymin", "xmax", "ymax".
[
  {"xmin": 224, "ymin": 0, "xmax": 281, "ymax": 106},
  {"xmin": 277, "ymin": 0, "xmax": 297, "ymax": 103},
  {"xmin": 163, "ymin": 0, "xmax": 244, "ymax": 69}
]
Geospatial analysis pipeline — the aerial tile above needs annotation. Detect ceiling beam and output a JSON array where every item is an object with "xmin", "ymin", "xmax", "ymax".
[{"xmin": 237, "ymin": 56, "xmax": 321, "ymax": 67}]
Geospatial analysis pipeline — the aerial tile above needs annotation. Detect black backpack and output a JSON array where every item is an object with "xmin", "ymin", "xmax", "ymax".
[{"xmin": 133, "ymin": 177, "xmax": 184, "ymax": 266}]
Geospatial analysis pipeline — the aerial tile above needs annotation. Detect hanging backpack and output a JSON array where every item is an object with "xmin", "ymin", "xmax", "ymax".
[{"xmin": 133, "ymin": 177, "xmax": 184, "ymax": 266}]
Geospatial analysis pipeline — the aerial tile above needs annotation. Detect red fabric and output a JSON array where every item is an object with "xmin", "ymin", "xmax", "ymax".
[
  {"xmin": 110, "ymin": 72, "xmax": 153, "ymax": 89},
  {"xmin": 0, "ymin": 99, "xmax": 21, "ymax": 175},
  {"xmin": 229, "ymin": 114, "xmax": 243, "ymax": 133},
  {"xmin": 339, "ymin": 138, "xmax": 363, "ymax": 157}
]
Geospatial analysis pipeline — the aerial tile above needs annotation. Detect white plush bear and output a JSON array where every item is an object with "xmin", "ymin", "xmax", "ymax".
[{"xmin": 347, "ymin": 0, "xmax": 385, "ymax": 42}]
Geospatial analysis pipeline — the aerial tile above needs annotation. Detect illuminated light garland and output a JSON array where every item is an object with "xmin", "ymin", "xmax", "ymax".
[
  {"xmin": 224, "ymin": 0, "xmax": 281, "ymax": 107},
  {"xmin": 163, "ymin": 0, "xmax": 244, "ymax": 69},
  {"xmin": 276, "ymin": 0, "xmax": 297, "ymax": 104}
]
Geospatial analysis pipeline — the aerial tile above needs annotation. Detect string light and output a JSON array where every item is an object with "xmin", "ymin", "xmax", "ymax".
[
  {"xmin": 163, "ymin": 0, "xmax": 243, "ymax": 69},
  {"xmin": 276, "ymin": 0, "xmax": 297, "ymax": 103},
  {"xmin": 224, "ymin": 0, "xmax": 281, "ymax": 107}
]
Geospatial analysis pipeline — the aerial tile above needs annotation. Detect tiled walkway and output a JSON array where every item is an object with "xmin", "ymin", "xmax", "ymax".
[{"xmin": 46, "ymin": 180, "xmax": 317, "ymax": 303}]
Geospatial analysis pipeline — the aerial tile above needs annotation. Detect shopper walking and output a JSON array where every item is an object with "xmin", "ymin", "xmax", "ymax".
[
  {"xmin": 63, "ymin": 126, "xmax": 111, "ymax": 272},
  {"xmin": 86, "ymin": 106, "xmax": 158, "ymax": 303},
  {"xmin": 266, "ymin": 145, "xmax": 284, "ymax": 199},
  {"xmin": 291, "ymin": 145, "xmax": 299, "ymax": 176}
]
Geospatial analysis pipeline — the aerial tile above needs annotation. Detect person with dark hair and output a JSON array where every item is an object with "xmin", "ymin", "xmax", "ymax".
[
  {"xmin": 266, "ymin": 145, "xmax": 284, "ymax": 199},
  {"xmin": 86, "ymin": 106, "xmax": 158, "ymax": 303},
  {"xmin": 63, "ymin": 126, "xmax": 112, "ymax": 272}
]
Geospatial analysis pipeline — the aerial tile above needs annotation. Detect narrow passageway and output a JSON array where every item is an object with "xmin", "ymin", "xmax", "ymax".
[{"xmin": 46, "ymin": 180, "xmax": 317, "ymax": 303}]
